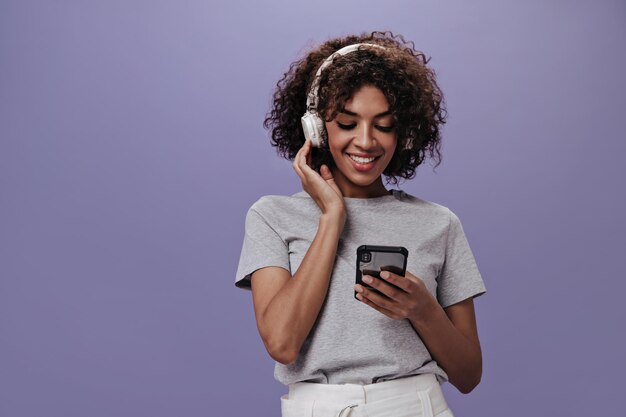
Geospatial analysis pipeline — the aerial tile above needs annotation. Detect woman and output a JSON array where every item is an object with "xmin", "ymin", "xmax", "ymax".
[{"xmin": 235, "ymin": 30, "xmax": 487, "ymax": 417}]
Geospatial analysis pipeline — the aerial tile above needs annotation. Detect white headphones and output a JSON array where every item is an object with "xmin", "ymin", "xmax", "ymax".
[{"xmin": 300, "ymin": 43, "xmax": 388, "ymax": 148}]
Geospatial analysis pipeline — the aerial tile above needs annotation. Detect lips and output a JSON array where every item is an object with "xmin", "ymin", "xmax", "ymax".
[
  {"xmin": 347, "ymin": 153, "xmax": 380, "ymax": 162},
  {"xmin": 346, "ymin": 153, "xmax": 380, "ymax": 172}
]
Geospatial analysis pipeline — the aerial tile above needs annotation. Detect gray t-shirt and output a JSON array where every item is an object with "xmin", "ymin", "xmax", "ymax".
[{"xmin": 235, "ymin": 189, "xmax": 486, "ymax": 386}]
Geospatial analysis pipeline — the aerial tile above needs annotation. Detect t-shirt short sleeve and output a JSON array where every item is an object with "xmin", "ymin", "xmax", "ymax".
[
  {"xmin": 235, "ymin": 204, "xmax": 291, "ymax": 290},
  {"xmin": 436, "ymin": 209, "xmax": 487, "ymax": 308}
]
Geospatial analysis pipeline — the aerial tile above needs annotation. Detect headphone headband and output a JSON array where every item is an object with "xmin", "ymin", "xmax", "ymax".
[
  {"xmin": 306, "ymin": 43, "xmax": 386, "ymax": 110},
  {"xmin": 301, "ymin": 42, "xmax": 388, "ymax": 148}
]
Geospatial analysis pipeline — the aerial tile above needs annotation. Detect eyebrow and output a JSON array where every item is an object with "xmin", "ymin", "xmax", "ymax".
[{"xmin": 339, "ymin": 108, "xmax": 392, "ymax": 118}]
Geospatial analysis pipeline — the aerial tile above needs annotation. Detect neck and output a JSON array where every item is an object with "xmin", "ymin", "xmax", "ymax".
[{"xmin": 332, "ymin": 172, "xmax": 389, "ymax": 198}]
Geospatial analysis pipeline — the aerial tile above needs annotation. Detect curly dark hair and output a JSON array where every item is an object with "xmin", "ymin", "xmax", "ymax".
[{"xmin": 263, "ymin": 30, "xmax": 447, "ymax": 185}]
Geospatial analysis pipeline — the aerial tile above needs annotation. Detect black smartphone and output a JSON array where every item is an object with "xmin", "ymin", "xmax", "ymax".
[{"xmin": 355, "ymin": 245, "xmax": 408, "ymax": 299}]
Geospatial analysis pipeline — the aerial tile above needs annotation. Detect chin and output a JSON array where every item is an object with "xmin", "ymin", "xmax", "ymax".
[{"xmin": 350, "ymin": 176, "xmax": 379, "ymax": 186}]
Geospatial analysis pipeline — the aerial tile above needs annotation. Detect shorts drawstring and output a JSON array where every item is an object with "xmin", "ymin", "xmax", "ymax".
[{"xmin": 337, "ymin": 404, "xmax": 358, "ymax": 417}]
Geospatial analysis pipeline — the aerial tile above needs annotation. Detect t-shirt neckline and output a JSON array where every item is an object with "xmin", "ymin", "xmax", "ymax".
[{"xmin": 293, "ymin": 189, "xmax": 403, "ymax": 205}]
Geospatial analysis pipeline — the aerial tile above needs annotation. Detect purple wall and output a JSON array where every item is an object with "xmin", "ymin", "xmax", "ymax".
[{"xmin": 1, "ymin": 1, "xmax": 625, "ymax": 416}]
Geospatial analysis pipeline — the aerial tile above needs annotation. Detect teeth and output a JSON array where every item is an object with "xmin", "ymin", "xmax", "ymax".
[{"xmin": 348, "ymin": 154, "xmax": 377, "ymax": 164}]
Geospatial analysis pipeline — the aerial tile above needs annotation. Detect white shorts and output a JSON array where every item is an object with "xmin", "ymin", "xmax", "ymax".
[{"xmin": 281, "ymin": 373, "xmax": 455, "ymax": 417}]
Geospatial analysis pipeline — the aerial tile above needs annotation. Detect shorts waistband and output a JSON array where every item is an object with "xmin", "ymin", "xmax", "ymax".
[{"xmin": 288, "ymin": 373, "xmax": 447, "ymax": 411}]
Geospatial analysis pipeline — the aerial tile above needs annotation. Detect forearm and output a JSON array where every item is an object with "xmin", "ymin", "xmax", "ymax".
[
  {"xmin": 409, "ymin": 302, "xmax": 482, "ymax": 394},
  {"xmin": 262, "ymin": 213, "xmax": 345, "ymax": 362}
]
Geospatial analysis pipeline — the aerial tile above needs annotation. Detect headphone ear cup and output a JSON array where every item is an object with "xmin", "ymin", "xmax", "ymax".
[
  {"xmin": 312, "ymin": 113, "xmax": 326, "ymax": 147},
  {"xmin": 301, "ymin": 111, "xmax": 327, "ymax": 148}
]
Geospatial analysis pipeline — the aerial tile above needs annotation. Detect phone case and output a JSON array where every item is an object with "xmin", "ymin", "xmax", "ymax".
[{"xmin": 355, "ymin": 245, "xmax": 408, "ymax": 300}]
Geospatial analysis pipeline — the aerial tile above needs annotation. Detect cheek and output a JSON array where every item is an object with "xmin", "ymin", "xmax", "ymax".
[
  {"xmin": 326, "ymin": 128, "xmax": 350, "ymax": 152},
  {"xmin": 388, "ymin": 136, "xmax": 399, "ymax": 154},
  {"xmin": 381, "ymin": 138, "xmax": 398, "ymax": 166}
]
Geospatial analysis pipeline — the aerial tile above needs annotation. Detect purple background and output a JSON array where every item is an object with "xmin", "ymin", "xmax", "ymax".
[{"xmin": 1, "ymin": 1, "xmax": 625, "ymax": 416}]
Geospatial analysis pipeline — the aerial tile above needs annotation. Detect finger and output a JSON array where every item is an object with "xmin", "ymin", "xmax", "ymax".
[
  {"xmin": 296, "ymin": 140, "xmax": 312, "ymax": 170},
  {"xmin": 362, "ymin": 274, "xmax": 406, "ymax": 300},
  {"xmin": 357, "ymin": 284, "xmax": 398, "ymax": 312},
  {"xmin": 292, "ymin": 148, "xmax": 306, "ymax": 180},
  {"xmin": 299, "ymin": 153, "xmax": 322, "ymax": 179},
  {"xmin": 300, "ymin": 138, "xmax": 310, "ymax": 160},
  {"xmin": 299, "ymin": 152, "xmax": 311, "ymax": 171},
  {"xmin": 320, "ymin": 164, "xmax": 336, "ymax": 183},
  {"xmin": 292, "ymin": 150, "xmax": 303, "ymax": 173},
  {"xmin": 299, "ymin": 141, "xmax": 315, "ymax": 172},
  {"xmin": 298, "ymin": 155, "xmax": 316, "ymax": 179},
  {"xmin": 378, "ymin": 270, "xmax": 412, "ymax": 292},
  {"xmin": 302, "ymin": 137, "xmax": 310, "ymax": 153},
  {"xmin": 298, "ymin": 141, "xmax": 308, "ymax": 162},
  {"xmin": 305, "ymin": 139, "xmax": 314, "ymax": 166},
  {"xmin": 356, "ymin": 292, "xmax": 401, "ymax": 320}
]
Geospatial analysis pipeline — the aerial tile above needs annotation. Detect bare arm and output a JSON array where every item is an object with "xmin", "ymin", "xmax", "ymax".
[
  {"xmin": 409, "ymin": 297, "xmax": 482, "ymax": 394},
  {"xmin": 251, "ymin": 138, "xmax": 346, "ymax": 364},
  {"xmin": 251, "ymin": 212, "xmax": 344, "ymax": 364}
]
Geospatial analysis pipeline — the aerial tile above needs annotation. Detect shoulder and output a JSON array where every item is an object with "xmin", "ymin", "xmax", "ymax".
[
  {"xmin": 247, "ymin": 191, "xmax": 317, "ymax": 218},
  {"xmin": 395, "ymin": 190, "xmax": 455, "ymax": 223},
  {"xmin": 399, "ymin": 192, "xmax": 473, "ymax": 242}
]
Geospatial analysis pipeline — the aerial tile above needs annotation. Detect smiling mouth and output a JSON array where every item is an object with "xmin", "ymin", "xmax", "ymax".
[{"xmin": 347, "ymin": 153, "xmax": 380, "ymax": 164}]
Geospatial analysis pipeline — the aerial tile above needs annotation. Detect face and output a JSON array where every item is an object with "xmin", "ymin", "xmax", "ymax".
[{"xmin": 324, "ymin": 84, "xmax": 397, "ymax": 198}]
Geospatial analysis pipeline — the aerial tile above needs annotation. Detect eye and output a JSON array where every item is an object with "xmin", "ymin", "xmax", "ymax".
[
  {"xmin": 376, "ymin": 125, "xmax": 395, "ymax": 133},
  {"xmin": 336, "ymin": 122, "xmax": 395, "ymax": 132},
  {"xmin": 337, "ymin": 122, "xmax": 356, "ymax": 130}
]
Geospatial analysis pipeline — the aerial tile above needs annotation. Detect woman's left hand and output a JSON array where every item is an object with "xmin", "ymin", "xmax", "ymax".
[{"xmin": 354, "ymin": 270, "xmax": 438, "ymax": 322}]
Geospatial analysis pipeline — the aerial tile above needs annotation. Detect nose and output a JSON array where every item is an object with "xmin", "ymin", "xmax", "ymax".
[{"xmin": 353, "ymin": 122, "xmax": 376, "ymax": 149}]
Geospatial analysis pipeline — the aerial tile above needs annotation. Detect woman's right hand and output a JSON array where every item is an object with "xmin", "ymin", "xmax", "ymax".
[{"xmin": 292, "ymin": 138, "xmax": 346, "ymax": 219}]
